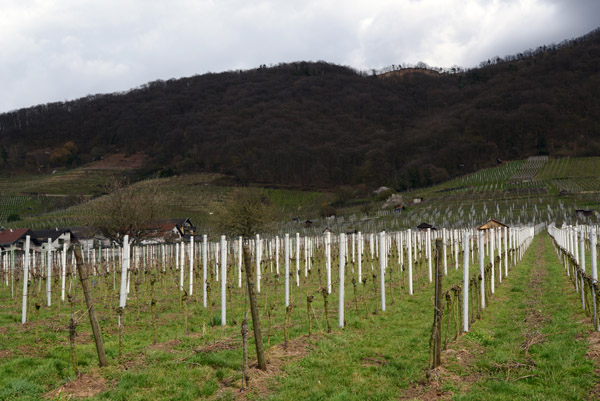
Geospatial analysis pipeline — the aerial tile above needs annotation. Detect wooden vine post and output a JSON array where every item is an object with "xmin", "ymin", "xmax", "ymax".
[
  {"xmin": 73, "ymin": 246, "xmax": 108, "ymax": 367},
  {"xmin": 243, "ymin": 243, "xmax": 267, "ymax": 370},
  {"xmin": 431, "ymin": 238, "xmax": 443, "ymax": 370}
]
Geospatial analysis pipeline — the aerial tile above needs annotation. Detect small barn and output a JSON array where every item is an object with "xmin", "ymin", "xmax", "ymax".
[
  {"xmin": 575, "ymin": 209, "xmax": 593, "ymax": 219},
  {"xmin": 304, "ymin": 220, "xmax": 313, "ymax": 228},
  {"xmin": 417, "ymin": 222, "xmax": 436, "ymax": 231},
  {"xmin": 157, "ymin": 218, "xmax": 196, "ymax": 237},
  {"xmin": 477, "ymin": 219, "xmax": 509, "ymax": 231}
]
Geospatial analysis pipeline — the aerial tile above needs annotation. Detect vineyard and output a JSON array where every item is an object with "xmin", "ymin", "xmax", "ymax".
[
  {"xmin": 0, "ymin": 222, "xmax": 598, "ymax": 400},
  {"xmin": 0, "ymin": 157, "xmax": 599, "ymax": 400},
  {"xmin": 2, "ymin": 156, "xmax": 600, "ymax": 234}
]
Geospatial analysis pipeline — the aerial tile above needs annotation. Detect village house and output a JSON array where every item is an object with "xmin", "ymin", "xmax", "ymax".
[
  {"xmin": 31, "ymin": 228, "xmax": 74, "ymax": 250},
  {"xmin": 68, "ymin": 226, "xmax": 109, "ymax": 251},
  {"xmin": 0, "ymin": 228, "xmax": 39, "ymax": 251},
  {"xmin": 156, "ymin": 218, "xmax": 196, "ymax": 238}
]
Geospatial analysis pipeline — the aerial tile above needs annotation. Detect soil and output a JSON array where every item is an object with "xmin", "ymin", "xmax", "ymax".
[
  {"xmin": 85, "ymin": 153, "xmax": 147, "ymax": 170},
  {"xmin": 0, "ymin": 349, "xmax": 13, "ymax": 358},
  {"xmin": 44, "ymin": 371, "xmax": 107, "ymax": 399},
  {"xmin": 399, "ymin": 343, "xmax": 485, "ymax": 401},
  {"xmin": 586, "ymin": 330, "xmax": 600, "ymax": 400},
  {"xmin": 219, "ymin": 334, "xmax": 318, "ymax": 400},
  {"xmin": 148, "ymin": 338, "xmax": 182, "ymax": 352}
]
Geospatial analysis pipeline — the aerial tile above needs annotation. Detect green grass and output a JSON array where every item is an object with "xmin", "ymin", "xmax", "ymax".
[
  {"xmin": 538, "ymin": 157, "xmax": 600, "ymax": 179},
  {"xmin": 0, "ymin": 236, "xmax": 475, "ymax": 400},
  {"xmin": 0, "ymin": 232, "xmax": 598, "ymax": 400},
  {"xmin": 3, "ymin": 172, "xmax": 335, "ymax": 233},
  {"xmin": 446, "ymin": 234, "xmax": 598, "ymax": 400},
  {"xmin": 0, "ymin": 169, "xmax": 117, "ymax": 197}
]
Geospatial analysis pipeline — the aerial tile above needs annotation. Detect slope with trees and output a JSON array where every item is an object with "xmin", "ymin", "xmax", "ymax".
[{"xmin": 1, "ymin": 29, "xmax": 599, "ymax": 190}]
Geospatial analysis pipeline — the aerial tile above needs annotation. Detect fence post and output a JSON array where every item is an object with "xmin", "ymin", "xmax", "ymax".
[
  {"xmin": 22, "ymin": 236, "xmax": 30, "ymax": 324},
  {"xmin": 431, "ymin": 238, "xmax": 443, "ymax": 369},
  {"xmin": 203, "ymin": 235, "xmax": 208, "ymax": 307},
  {"xmin": 339, "ymin": 233, "xmax": 346, "ymax": 328},
  {"xmin": 463, "ymin": 231, "xmax": 470, "ymax": 333},
  {"xmin": 408, "ymin": 229, "xmax": 413, "ymax": 295},
  {"xmin": 380, "ymin": 231, "xmax": 386, "ymax": 312},
  {"xmin": 580, "ymin": 229, "xmax": 586, "ymax": 310},
  {"xmin": 285, "ymin": 233, "xmax": 290, "ymax": 307},
  {"xmin": 479, "ymin": 230, "xmax": 485, "ymax": 309},
  {"xmin": 221, "ymin": 235, "xmax": 227, "ymax": 326},
  {"xmin": 591, "ymin": 227, "xmax": 598, "ymax": 331}
]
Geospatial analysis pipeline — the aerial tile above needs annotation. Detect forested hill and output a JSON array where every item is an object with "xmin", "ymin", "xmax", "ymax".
[{"xmin": 1, "ymin": 28, "xmax": 599, "ymax": 190}]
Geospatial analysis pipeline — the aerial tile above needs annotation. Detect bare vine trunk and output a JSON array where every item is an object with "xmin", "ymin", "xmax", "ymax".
[
  {"xmin": 242, "ymin": 243, "xmax": 267, "ymax": 371},
  {"xmin": 74, "ymin": 247, "xmax": 108, "ymax": 367}
]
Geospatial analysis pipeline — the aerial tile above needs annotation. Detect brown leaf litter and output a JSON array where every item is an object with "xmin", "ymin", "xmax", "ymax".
[{"xmin": 44, "ymin": 370, "xmax": 107, "ymax": 399}]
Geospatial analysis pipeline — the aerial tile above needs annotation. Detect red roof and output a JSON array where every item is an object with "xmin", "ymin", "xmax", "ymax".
[{"xmin": 0, "ymin": 228, "xmax": 32, "ymax": 245}]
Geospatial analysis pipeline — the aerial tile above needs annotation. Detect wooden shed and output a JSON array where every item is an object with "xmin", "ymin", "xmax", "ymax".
[
  {"xmin": 417, "ymin": 222, "xmax": 436, "ymax": 231},
  {"xmin": 477, "ymin": 219, "xmax": 508, "ymax": 231},
  {"xmin": 575, "ymin": 209, "xmax": 593, "ymax": 218}
]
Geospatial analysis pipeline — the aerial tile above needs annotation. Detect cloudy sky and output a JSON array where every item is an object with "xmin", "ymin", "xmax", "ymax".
[{"xmin": 1, "ymin": 0, "xmax": 598, "ymax": 113}]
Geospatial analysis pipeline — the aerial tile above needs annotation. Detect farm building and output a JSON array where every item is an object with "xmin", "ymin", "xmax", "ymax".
[
  {"xmin": 575, "ymin": 209, "xmax": 594, "ymax": 219},
  {"xmin": 304, "ymin": 220, "xmax": 313, "ymax": 228},
  {"xmin": 31, "ymin": 228, "xmax": 75, "ymax": 250},
  {"xmin": 373, "ymin": 186, "xmax": 391, "ymax": 195},
  {"xmin": 156, "ymin": 218, "xmax": 196, "ymax": 238},
  {"xmin": 417, "ymin": 222, "xmax": 435, "ymax": 231},
  {"xmin": 477, "ymin": 219, "xmax": 509, "ymax": 231},
  {"xmin": 68, "ymin": 226, "xmax": 109, "ymax": 250},
  {"xmin": 141, "ymin": 221, "xmax": 185, "ymax": 244},
  {"xmin": 0, "ymin": 228, "xmax": 39, "ymax": 251}
]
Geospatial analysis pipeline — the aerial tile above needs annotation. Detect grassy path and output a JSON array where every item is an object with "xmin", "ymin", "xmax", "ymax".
[
  {"xmin": 261, "ymin": 233, "xmax": 599, "ymax": 401},
  {"xmin": 436, "ymin": 233, "xmax": 598, "ymax": 401}
]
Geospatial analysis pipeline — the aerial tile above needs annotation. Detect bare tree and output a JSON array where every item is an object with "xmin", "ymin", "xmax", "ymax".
[{"xmin": 84, "ymin": 177, "xmax": 165, "ymax": 245}]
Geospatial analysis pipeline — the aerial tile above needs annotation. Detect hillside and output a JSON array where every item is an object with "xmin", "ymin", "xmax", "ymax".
[
  {"xmin": 2, "ymin": 156, "xmax": 599, "ymax": 233},
  {"xmin": 0, "ymin": 29, "xmax": 599, "ymax": 190}
]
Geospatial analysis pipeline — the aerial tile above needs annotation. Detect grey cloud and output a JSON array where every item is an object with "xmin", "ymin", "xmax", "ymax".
[{"xmin": 0, "ymin": 0, "xmax": 598, "ymax": 112}]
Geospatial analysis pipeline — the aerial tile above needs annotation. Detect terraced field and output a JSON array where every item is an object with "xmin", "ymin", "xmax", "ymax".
[{"xmin": 2, "ymin": 156, "xmax": 600, "ymax": 232}]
